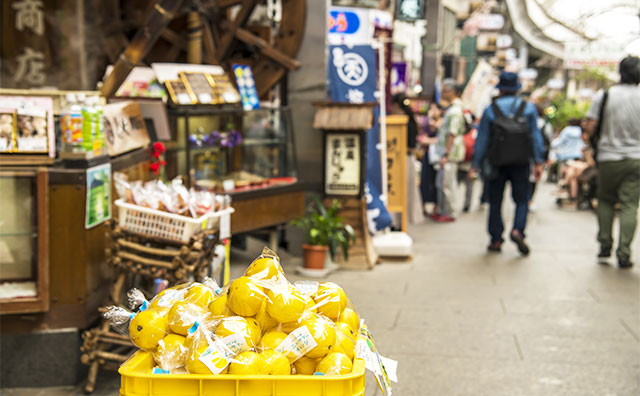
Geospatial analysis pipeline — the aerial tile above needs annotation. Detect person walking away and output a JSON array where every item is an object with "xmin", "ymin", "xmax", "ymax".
[
  {"xmin": 391, "ymin": 94, "xmax": 425, "ymax": 224},
  {"xmin": 585, "ymin": 55, "xmax": 640, "ymax": 269},
  {"xmin": 433, "ymin": 80, "xmax": 466, "ymax": 222},
  {"xmin": 469, "ymin": 72, "xmax": 545, "ymax": 255},
  {"xmin": 419, "ymin": 103, "xmax": 442, "ymax": 215}
]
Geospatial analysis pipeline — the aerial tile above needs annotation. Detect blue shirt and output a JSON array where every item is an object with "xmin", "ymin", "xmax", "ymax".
[
  {"xmin": 551, "ymin": 125, "xmax": 585, "ymax": 161},
  {"xmin": 472, "ymin": 96, "xmax": 545, "ymax": 168}
]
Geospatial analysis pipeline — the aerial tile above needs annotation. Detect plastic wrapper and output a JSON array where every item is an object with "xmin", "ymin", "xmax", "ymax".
[
  {"xmin": 315, "ymin": 352, "xmax": 353, "ymax": 375},
  {"xmin": 113, "ymin": 173, "xmax": 230, "ymax": 218},
  {"xmin": 104, "ymin": 247, "xmax": 374, "ymax": 378}
]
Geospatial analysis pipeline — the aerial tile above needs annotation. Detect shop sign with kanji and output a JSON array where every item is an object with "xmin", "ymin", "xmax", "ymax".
[{"xmin": 324, "ymin": 133, "xmax": 361, "ymax": 196}]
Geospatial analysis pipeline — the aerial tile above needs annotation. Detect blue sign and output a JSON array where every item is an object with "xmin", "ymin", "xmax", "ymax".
[
  {"xmin": 328, "ymin": 45, "xmax": 392, "ymax": 232},
  {"xmin": 328, "ymin": 10, "xmax": 361, "ymax": 34},
  {"xmin": 232, "ymin": 64, "xmax": 260, "ymax": 111}
]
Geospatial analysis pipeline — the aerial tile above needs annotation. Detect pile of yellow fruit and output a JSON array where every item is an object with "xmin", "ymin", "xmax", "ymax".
[{"xmin": 114, "ymin": 249, "xmax": 361, "ymax": 376}]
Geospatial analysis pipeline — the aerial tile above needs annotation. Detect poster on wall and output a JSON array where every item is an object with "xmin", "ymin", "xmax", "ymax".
[
  {"xmin": 325, "ymin": 133, "xmax": 361, "ymax": 196},
  {"xmin": 86, "ymin": 164, "xmax": 111, "ymax": 229}
]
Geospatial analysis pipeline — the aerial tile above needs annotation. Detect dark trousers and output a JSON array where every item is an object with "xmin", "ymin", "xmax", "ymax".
[
  {"xmin": 487, "ymin": 165, "xmax": 530, "ymax": 243},
  {"xmin": 420, "ymin": 149, "xmax": 437, "ymax": 204}
]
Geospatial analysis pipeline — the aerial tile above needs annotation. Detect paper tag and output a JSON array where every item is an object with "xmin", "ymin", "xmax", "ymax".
[
  {"xmin": 294, "ymin": 281, "xmax": 319, "ymax": 296},
  {"xmin": 198, "ymin": 346, "xmax": 229, "ymax": 375},
  {"xmin": 379, "ymin": 355, "xmax": 398, "ymax": 383},
  {"xmin": 177, "ymin": 93, "xmax": 192, "ymax": 104},
  {"xmin": 221, "ymin": 333, "xmax": 249, "ymax": 356},
  {"xmin": 276, "ymin": 325, "xmax": 317, "ymax": 362},
  {"xmin": 17, "ymin": 136, "xmax": 48, "ymax": 151},
  {"xmin": 198, "ymin": 93, "xmax": 213, "ymax": 104},
  {"xmin": 219, "ymin": 212, "xmax": 230, "ymax": 239}
]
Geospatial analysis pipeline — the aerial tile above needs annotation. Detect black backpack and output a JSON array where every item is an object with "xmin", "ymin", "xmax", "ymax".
[{"xmin": 487, "ymin": 98, "xmax": 532, "ymax": 167}]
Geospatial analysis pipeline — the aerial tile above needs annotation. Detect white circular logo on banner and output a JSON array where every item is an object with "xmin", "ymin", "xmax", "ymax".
[{"xmin": 333, "ymin": 48, "xmax": 368, "ymax": 86}]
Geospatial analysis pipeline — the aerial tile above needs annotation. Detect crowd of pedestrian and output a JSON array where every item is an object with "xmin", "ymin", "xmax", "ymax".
[{"xmin": 406, "ymin": 55, "xmax": 639, "ymax": 269}]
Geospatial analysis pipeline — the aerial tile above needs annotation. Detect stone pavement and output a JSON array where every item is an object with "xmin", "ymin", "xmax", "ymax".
[{"xmin": 4, "ymin": 182, "xmax": 639, "ymax": 396}]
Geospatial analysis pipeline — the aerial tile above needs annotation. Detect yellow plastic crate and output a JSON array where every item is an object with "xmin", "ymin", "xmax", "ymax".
[{"xmin": 119, "ymin": 350, "xmax": 365, "ymax": 396}]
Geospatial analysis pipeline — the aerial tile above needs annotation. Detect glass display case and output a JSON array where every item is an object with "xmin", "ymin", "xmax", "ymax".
[
  {"xmin": 173, "ymin": 106, "xmax": 297, "ymax": 193},
  {"xmin": 0, "ymin": 169, "xmax": 49, "ymax": 314}
]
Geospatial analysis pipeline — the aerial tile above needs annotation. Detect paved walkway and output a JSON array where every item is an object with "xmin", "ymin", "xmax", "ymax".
[{"xmin": 4, "ymin": 183, "xmax": 639, "ymax": 396}]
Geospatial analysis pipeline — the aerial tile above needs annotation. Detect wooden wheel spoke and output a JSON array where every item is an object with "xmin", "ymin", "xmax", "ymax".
[
  {"xmin": 215, "ymin": 0, "xmax": 259, "ymax": 61},
  {"xmin": 233, "ymin": 26, "xmax": 300, "ymax": 70},
  {"xmin": 214, "ymin": 0, "xmax": 244, "ymax": 8}
]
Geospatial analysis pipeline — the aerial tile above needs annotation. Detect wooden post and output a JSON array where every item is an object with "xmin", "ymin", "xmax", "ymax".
[
  {"xmin": 385, "ymin": 115, "xmax": 408, "ymax": 232},
  {"xmin": 187, "ymin": 11, "xmax": 203, "ymax": 64}
]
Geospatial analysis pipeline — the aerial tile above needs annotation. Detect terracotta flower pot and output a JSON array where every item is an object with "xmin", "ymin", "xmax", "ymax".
[{"xmin": 302, "ymin": 244, "xmax": 328, "ymax": 270}]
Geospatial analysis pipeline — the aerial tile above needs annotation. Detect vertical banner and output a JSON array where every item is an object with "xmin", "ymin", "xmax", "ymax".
[
  {"xmin": 85, "ymin": 163, "xmax": 111, "ymax": 229},
  {"xmin": 328, "ymin": 45, "xmax": 392, "ymax": 232}
]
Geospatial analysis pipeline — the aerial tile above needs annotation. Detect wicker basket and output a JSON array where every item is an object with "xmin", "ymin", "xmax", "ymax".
[{"xmin": 115, "ymin": 199, "xmax": 233, "ymax": 243}]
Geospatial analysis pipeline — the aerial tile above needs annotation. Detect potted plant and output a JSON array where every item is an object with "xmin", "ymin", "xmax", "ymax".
[{"xmin": 291, "ymin": 196, "xmax": 356, "ymax": 270}]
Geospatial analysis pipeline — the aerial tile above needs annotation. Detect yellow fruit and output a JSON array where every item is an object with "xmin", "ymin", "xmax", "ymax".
[
  {"xmin": 338, "ymin": 307, "xmax": 360, "ymax": 332},
  {"xmin": 334, "ymin": 322, "xmax": 356, "ymax": 339},
  {"xmin": 260, "ymin": 331, "xmax": 288, "ymax": 351},
  {"xmin": 129, "ymin": 309, "xmax": 168, "ymax": 350},
  {"xmin": 168, "ymin": 302, "xmax": 208, "ymax": 336},
  {"xmin": 333, "ymin": 330, "xmax": 355, "ymax": 360},
  {"xmin": 303, "ymin": 294, "xmax": 318, "ymax": 313},
  {"xmin": 184, "ymin": 284, "xmax": 215, "ymax": 308},
  {"xmin": 279, "ymin": 310, "xmax": 314, "ymax": 334},
  {"xmin": 304, "ymin": 316, "xmax": 336, "ymax": 359},
  {"xmin": 255, "ymin": 300, "xmax": 278, "ymax": 331},
  {"xmin": 186, "ymin": 343, "xmax": 228, "ymax": 374},
  {"xmin": 316, "ymin": 352, "xmax": 353, "ymax": 375},
  {"xmin": 156, "ymin": 334, "xmax": 188, "ymax": 369},
  {"xmin": 266, "ymin": 287, "xmax": 306, "ymax": 323},
  {"xmin": 314, "ymin": 283, "xmax": 347, "ymax": 321},
  {"xmin": 293, "ymin": 356, "xmax": 319, "ymax": 375},
  {"xmin": 228, "ymin": 351, "xmax": 268, "ymax": 375},
  {"xmin": 227, "ymin": 277, "xmax": 265, "ymax": 317},
  {"xmin": 208, "ymin": 294, "xmax": 232, "ymax": 317},
  {"xmin": 215, "ymin": 316, "xmax": 261, "ymax": 348},
  {"xmin": 261, "ymin": 350, "xmax": 291, "ymax": 375},
  {"xmin": 245, "ymin": 257, "xmax": 282, "ymax": 280}
]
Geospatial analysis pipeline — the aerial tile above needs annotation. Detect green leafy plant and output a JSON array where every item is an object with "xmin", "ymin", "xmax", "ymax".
[
  {"xmin": 549, "ymin": 94, "xmax": 591, "ymax": 131},
  {"xmin": 291, "ymin": 196, "xmax": 356, "ymax": 262}
]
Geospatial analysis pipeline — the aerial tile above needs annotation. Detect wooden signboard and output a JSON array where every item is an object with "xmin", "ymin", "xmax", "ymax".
[
  {"xmin": 324, "ymin": 132, "xmax": 363, "ymax": 196},
  {"xmin": 385, "ymin": 115, "xmax": 408, "ymax": 232},
  {"xmin": 103, "ymin": 101, "xmax": 150, "ymax": 157}
]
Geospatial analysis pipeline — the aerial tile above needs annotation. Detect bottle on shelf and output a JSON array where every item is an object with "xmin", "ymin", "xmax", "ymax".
[{"xmin": 61, "ymin": 93, "xmax": 84, "ymax": 153}]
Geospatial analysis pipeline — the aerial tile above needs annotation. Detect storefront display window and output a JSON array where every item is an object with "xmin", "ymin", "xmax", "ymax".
[{"xmin": 0, "ymin": 169, "xmax": 49, "ymax": 314}]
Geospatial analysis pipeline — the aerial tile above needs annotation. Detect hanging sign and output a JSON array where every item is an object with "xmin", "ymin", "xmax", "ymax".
[
  {"xmin": 395, "ymin": 0, "xmax": 425, "ymax": 21},
  {"xmin": 329, "ymin": 45, "xmax": 377, "ymax": 104},
  {"xmin": 328, "ymin": 7, "xmax": 372, "ymax": 45},
  {"xmin": 103, "ymin": 101, "xmax": 151, "ymax": 157},
  {"xmin": 328, "ymin": 44, "xmax": 392, "ymax": 232},
  {"xmin": 324, "ymin": 132, "xmax": 362, "ymax": 196},
  {"xmin": 232, "ymin": 64, "xmax": 260, "ymax": 111}
]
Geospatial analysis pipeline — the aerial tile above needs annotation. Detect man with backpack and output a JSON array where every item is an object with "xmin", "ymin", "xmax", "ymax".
[
  {"xmin": 469, "ymin": 72, "xmax": 545, "ymax": 255},
  {"xmin": 585, "ymin": 56, "xmax": 640, "ymax": 269}
]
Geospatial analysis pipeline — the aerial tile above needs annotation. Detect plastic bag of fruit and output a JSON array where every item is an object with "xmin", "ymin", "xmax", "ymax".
[{"xmin": 105, "ymin": 247, "xmax": 363, "ymax": 377}]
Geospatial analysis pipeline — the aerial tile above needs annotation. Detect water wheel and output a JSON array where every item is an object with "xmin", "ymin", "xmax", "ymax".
[{"xmin": 99, "ymin": 0, "xmax": 306, "ymax": 98}]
